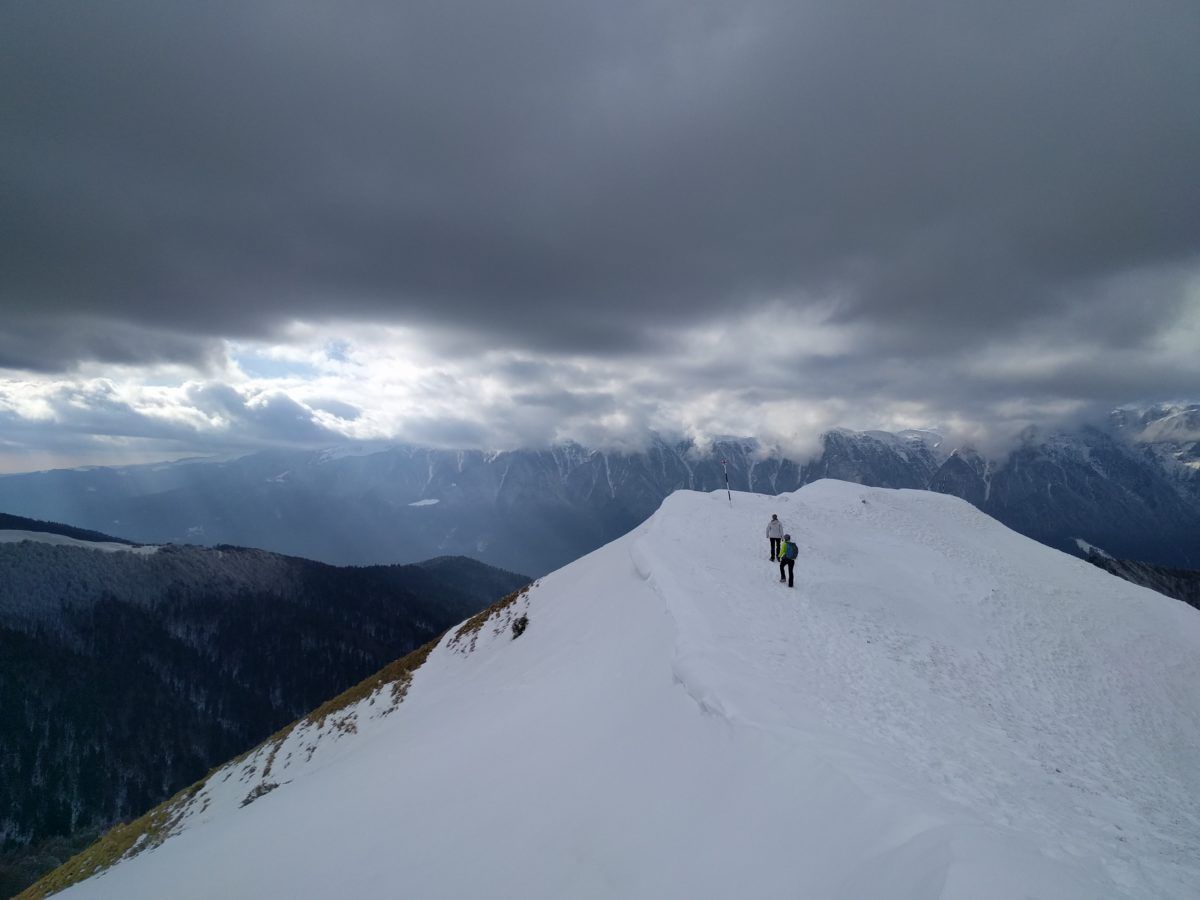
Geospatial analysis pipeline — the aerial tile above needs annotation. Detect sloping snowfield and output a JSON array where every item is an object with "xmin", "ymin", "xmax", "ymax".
[
  {"xmin": 57, "ymin": 481, "xmax": 1200, "ymax": 899},
  {"xmin": 0, "ymin": 529, "xmax": 157, "ymax": 554}
]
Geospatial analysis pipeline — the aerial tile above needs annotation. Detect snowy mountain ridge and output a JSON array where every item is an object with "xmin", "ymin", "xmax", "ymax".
[{"xmin": 33, "ymin": 481, "xmax": 1200, "ymax": 900}]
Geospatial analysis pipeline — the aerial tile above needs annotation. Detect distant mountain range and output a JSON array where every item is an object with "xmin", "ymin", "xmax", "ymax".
[
  {"xmin": 0, "ymin": 525, "xmax": 527, "ymax": 896},
  {"xmin": 0, "ymin": 404, "xmax": 1196, "ymax": 575}
]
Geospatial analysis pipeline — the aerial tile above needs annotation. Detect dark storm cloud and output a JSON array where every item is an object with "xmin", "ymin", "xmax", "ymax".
[
  {"xmin": 3, "ymin": 0, "xmax": 1197, "ymax": 372},
  {"xmin": 0, "ymin": 317, "xmax": 225, "ymax": 374},
  {"xmin": 0, "ymin": 381, "xmax": 344, "ymax": 460},
  {"xmin": 183, "ymin": 384, "xmax": 344, "ymax": 445}
]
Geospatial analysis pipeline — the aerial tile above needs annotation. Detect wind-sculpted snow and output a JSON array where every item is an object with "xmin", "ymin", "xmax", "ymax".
[{"xmin": 42, "ymin": 481, "xmax": 1200, "ymax": 899}]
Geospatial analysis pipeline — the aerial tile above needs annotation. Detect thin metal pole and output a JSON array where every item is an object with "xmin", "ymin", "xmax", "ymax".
[{"xmin": 721, "ymin": 458, "xmax": 732, "ymax": 506}]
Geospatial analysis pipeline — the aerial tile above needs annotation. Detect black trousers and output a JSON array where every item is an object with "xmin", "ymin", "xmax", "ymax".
[
  {"xmin": 769, "ymin": 537, "xmax": 781, "ymax": 560},
  {"xmin": 779, "ymin": 557, "xmax": 794, "ymax": 587}
]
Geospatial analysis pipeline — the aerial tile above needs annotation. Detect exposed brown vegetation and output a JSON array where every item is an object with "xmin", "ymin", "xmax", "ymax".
[
  {"xmin": 303, "ymin": 627, "xmax": 448, "ymax": 727},
  {"xmin": 19, "ymin": 626, "xmax": 455, "ymax": 898},
  {"xmin": 21, "ymin": 582, "xmax": 536, "ymax": 899},
  {"xmin": 15, "ymin": 777, "xmax": 203, "ymax": 900},
  {"xmin": 448, "ymin": 584, "xmax": 533, "ymax": 654}
]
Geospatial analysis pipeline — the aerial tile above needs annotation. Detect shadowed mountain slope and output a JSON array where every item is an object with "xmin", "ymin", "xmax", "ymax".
[{"xmin": 0, "ymin": 531, "xmax": 526, "ymax": 896}]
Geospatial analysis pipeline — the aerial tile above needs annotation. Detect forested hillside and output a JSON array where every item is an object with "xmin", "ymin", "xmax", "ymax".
[{"xmin": 0, "ymin": 535, "xmax": 526, "ymax": 896}]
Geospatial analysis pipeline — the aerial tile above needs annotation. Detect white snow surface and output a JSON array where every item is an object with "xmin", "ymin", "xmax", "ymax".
[
  {"xmin": 408, "ymin": 498, "xmax": 440, "ymax": 506},
  {"xmin": 0, "ymin": 530, "xmax": 158, "ymax": 555},
  {"xmin": 58, "ymin": 481, "xmax": 1200, "ymax": 899},
  {"xmin": 1074, "ymin": 538, "xmax": 1113, "ymax": 559}
]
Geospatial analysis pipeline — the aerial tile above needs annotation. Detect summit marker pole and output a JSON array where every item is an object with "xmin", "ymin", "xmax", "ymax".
[{"xmin": 721, "ymin": 458, "xmax": 732, "ymax": 506}]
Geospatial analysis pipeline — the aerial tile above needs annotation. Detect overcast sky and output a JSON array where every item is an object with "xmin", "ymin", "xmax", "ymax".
[{"xmin": 2, "ymin": 0, "xmax": 1198, "ymax": 472}]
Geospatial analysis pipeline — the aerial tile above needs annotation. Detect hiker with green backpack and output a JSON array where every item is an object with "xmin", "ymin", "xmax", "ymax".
[{"xmin": 778, "ymin": 534, "xmax": 798, "ymax": 587}]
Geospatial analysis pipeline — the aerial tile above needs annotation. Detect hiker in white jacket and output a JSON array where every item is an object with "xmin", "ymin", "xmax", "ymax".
[{"xmin": 766, "ymin": 514, "xmax": 784, "ymax": 561}]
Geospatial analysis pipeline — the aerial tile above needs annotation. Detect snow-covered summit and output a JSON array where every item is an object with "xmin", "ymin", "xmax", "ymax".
[{"xmin": 42, "ymin": 481, "xmax": 1200, "ymax": 899}]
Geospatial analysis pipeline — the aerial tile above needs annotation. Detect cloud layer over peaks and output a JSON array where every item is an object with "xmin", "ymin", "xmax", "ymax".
[{"xmin": 1, "ymin": 1, "xmax": 1198, "ymax": 465}]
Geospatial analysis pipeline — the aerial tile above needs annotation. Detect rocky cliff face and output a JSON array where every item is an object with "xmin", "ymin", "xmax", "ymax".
[{"xmin": 1111, "ymin": 403, "xmax": 1200, "ymax": 495}]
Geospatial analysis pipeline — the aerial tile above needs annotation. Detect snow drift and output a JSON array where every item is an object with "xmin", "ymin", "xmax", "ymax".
[{"xmin": 40, "ymin": 481, "xmax": 1200, "ymax": 899}]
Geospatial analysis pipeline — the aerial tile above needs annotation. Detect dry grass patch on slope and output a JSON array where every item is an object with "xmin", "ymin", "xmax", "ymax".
[
  {"xmin": 19, "ymin": 629, "xmax": 454, "ymax": 898},
  {"xmin": 15, "ymin": 780, "xmax": 204, "ymax": 900},
  {"xmin": 448, "ymin": 584, "xmax": 534, "ymax": 654},
  {"xmin": 22, "ymin": 582, "xmax": 536, "ymax": 898}
]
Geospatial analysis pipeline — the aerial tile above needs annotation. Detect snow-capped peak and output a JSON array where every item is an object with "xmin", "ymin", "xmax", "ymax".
[{"xmin": 44, "ymin": 482, "xmax": 1200, "ymax": 900}]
